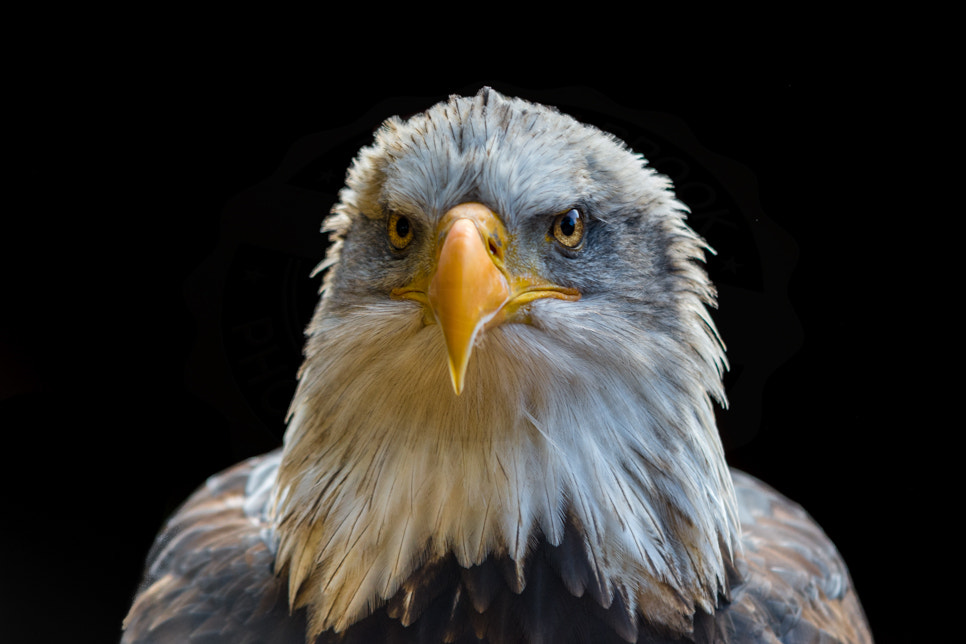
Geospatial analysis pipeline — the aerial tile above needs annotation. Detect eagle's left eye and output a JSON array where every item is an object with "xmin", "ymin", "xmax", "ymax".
[
  {"xmin": 551, "ymin": 208, "xmax": 585, "ymax": 249},
  {"xmin": 388, "ymin": 212, "xmax": 414, "ymax": 250}
]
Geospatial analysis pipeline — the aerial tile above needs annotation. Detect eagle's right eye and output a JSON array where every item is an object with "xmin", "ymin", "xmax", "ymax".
[{"xmin": 388, "ymin": 213, "xmax": 414, "ymax": 250}]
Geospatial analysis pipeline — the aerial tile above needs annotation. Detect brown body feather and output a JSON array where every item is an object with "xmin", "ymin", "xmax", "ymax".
[{"xmin": 123, "ymin": 452, "xmax": 870, "ymax": 643}]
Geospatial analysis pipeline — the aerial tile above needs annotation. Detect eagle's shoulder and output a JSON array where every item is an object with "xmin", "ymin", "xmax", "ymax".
[
  {"xmin": 718, "ymin": 470, "xmax": 872, "ymax": 644},
  {"xmin": 122, "ymin": 450, "xmax": 305, "ymax": 644}
]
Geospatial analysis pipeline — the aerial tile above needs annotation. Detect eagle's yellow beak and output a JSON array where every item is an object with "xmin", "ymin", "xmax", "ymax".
[
  {"xmin": 429, "ymin": 205, "xmax": 511, "ymax": 395},
  {"xmin": 392, "ymin": 202, "xmax": 580, "ymax": 395}
]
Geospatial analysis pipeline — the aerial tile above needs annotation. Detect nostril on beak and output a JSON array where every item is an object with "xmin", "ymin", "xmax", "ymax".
[{"xmin": 487, "ymin": 234, "xmax": 503, "ymax": 261}]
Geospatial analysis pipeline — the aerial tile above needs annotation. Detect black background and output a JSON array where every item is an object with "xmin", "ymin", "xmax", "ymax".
[{"xmin": 2, "ymin": 41, "xmax": 942, "ymax": 642}]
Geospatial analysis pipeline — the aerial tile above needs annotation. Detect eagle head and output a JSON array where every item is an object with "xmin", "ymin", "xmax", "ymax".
[{"xmin": 271, "ymin": 87, "xmax": 739, "ymax": 639}]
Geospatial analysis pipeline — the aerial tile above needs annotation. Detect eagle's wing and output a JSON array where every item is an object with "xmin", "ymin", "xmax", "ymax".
[
  {"xmin": 122, "ymin": 450, "xmax": 304, "ymax": 644},
  {"xmin": 718, "ymin": 470, "xmax": 872, "ymax": 644}
]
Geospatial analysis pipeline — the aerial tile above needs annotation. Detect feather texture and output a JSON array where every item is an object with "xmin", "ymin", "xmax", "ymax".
[{"xmin": 123, "ymin": 453, "xmax": 869, "ymax": 643}]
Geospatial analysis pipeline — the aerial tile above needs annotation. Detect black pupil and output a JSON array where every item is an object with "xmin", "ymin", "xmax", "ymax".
[
  {"xmin": 559, "ymin": 210, "xmax": 578, "ymax": 237},
  {"xmin": 395, "ymin": 216, "xmax": 410, "ymax": 238}
]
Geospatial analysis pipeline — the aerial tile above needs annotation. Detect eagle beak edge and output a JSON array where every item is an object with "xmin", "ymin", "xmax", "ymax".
[{"xmin": 428, "ymin": 208, "xmax": 510, "ymax": 395}]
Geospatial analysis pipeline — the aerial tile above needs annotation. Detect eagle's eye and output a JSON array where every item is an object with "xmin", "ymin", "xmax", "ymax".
[
  {"xmin": 388, "ymin": 212, "xmax": 414, "ymax": 250},
  {"xmin": 551, "ymin": 208, "xmax": 585, "ymax": 249}
]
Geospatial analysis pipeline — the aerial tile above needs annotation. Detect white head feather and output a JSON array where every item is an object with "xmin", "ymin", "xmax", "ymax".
[{"xmin": 270, "ymin": 88, "xmax": 740, "ymax": 638}]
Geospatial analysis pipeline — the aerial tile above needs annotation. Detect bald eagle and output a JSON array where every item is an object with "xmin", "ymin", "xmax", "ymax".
[{"xmin": 122, "ymin": 88, "xmax": 872, "ymax": 643}]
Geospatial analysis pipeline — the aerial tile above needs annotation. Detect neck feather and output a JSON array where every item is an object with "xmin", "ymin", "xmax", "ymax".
[{"xmin": 271, "ymin": 299, "xmax": 739, "ymax": 637}]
